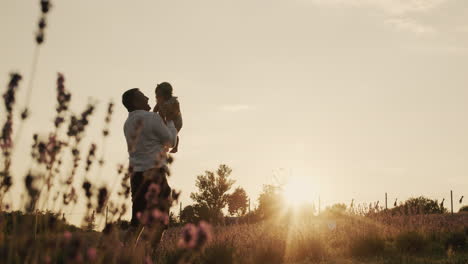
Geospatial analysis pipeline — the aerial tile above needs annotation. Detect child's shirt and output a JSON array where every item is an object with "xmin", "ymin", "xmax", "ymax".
[{"xmin": 156, "ymin": 97, "xmax": 183, "ymax": 131}]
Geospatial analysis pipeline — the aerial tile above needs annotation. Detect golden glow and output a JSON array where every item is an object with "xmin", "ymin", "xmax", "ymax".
[{"xmin": 282, "ymin": 177, "xmax": 315, "ymax": 208}]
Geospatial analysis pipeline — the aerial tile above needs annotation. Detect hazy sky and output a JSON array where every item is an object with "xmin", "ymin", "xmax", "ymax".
[{"xmin": 1, "ymin": 0, "xmax": 468, "ymax": 224}]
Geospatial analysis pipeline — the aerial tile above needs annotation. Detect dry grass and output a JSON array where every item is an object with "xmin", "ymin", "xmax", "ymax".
[
  {"xmin": 153, "ymin": 214, "xmax": 468, "ymax": 264},
  {"xmin": 1, "ymin": 1, "xmax": 468, "ymax": 263}
]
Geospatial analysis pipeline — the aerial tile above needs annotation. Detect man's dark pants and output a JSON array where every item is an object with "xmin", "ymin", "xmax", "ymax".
[{"xmin": 130, "ymin": 167, "xmax": 171, "ymax": 228}]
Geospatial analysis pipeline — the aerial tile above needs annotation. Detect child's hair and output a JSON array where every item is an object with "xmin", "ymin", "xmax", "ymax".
[{"xmin": 155, "ymin": 82, "xmax": 173, "ymax": 100}]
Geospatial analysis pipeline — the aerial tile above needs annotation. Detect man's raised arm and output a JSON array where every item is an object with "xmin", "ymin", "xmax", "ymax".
[{"xmin": 150, "ymin": 113, "xmax": 177, "ymax": 148}]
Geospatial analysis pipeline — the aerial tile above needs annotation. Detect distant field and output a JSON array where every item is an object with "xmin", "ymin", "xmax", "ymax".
[
  {"xmin": 2, "ymin": 211, "xmax": 467, "ymax": 263},
  {"xmin": 154, "ymin": 214, "xmax": 468, "ymax": 264}
]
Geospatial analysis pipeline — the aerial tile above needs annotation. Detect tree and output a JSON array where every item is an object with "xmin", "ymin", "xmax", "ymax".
[
  {"xmin": 190, "ymin": 164, "xmax": 235, "ymax": 223},
  {"xmin": 180, "ymin": 204, "xmax": 211, "ymax": 224},
  {"xmin": 257, "ymin": 184, "xmax": 283, "ymax": 219},
  {"xmin": 228, "ymin": 187, "xmax": 248, "ymax": 217},
  {"xmin": 322, "ymin": 203, "xmax": 347, "ymax": 216},
  {"xmin": 459, "ymin": 205, "xmax": 468, "ymax": 213},
  {"xmin": 168, "ymin": 212, "xmax": 178, "ymax": 226},
  {"xmin": 390, "ymin": 196, "xmax": 447, "ymax": 215},
  {"xmin": 180, "ymin": 205, "xmax": 197, "ymax": 223}
]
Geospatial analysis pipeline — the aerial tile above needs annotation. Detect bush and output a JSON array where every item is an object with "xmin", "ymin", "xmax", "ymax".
[
  {"xmin": 194, "ymin": 243, "xmax": 235, "ymax": 264},
  {"xmin": 290, "ymin": 237, "xmax": 326, "ymax": 262},
  {"xmin": 395, "ymin": 231, "xmax": 427, "ymax": 254},
  {"xmin": 390, "ymin": 197, "xmax": 446, "ymax": 215},
  {"xmin": 349, "ymin": 233, "xmax": 386, "ymax": 258},
  {"xmin": 252, "ymin": 240, "xmax": 285, "ymax": 264},
  {"xmin": 1, "ymin": 211, "xmax": 78, "ymax": 235},
  {"xmin": 460, "ymin": 206, "xmax": 468, "ymax": 213},
  {"xmin": 445, "ymin": 232, "xmax": 467, "ymax": 251}
]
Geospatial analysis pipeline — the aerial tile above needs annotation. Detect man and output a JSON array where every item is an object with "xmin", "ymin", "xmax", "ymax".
[{"xmin": 121, "ymin": 88, "xmax": 177, "ymax": 235}]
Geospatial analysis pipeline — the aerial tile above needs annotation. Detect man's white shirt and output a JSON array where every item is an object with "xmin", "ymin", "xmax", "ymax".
[{"xmin": 123, "ymin": 110, "xmax": 177, "ymax": 172}]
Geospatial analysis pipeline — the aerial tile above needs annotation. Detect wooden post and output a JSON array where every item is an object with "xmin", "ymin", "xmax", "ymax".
[
  {"xmin": 179, "ymin": 202, "xmax": 182, "ymax": 222},
  {"xmin": 385, "ymin": 192, "xmax": 388, "ymax": 210},
  {"xmin": 450, "ymin": 190, "xmax": 453, "ymax": 215},
  {"xmin": 105, "ymin": 206, "xmax": 108, "ymax": 224},
  {"xmin": 318, "ymin": 196, "xmax": 321, "ymax": 214}
]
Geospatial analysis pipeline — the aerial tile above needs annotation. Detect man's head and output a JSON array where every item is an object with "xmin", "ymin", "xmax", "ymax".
[
  {"xmin": 155, "ymin": 82, "xmax": 173, "ymax": 104},
  {"xmin": 122, "ymin": 88, "xmax": 151, "ymax": 112}
]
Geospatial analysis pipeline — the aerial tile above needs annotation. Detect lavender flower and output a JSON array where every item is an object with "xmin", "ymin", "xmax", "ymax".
[
  {"xmin": 36, "ymin": 1, "xmax": 52, "ymax": 44},
  {"xmin": 178, "ymin": 223, "xmax": 198, "ymax": 249},
  {"xmin": 144, "ymin": 183, "xmax": 161, "ymax": 205},
  {"xmin": 86, "ymin": 247, "xmax": 97, "ymax": 261},
  {"xmin": 82, "ymin": 181, "xmax": 92, "ymax": 199},
  {"xmin": 63, "ymin": 187, "xmax": 77, "ymax": 205},
  {"xmin": 2, "ymin": 73, "xmax": 22, "ymax": 142},
  {"xmin": 67, "ymin": 104, "xmax": 95, "ymax": 140},
  {"xmin": 85, "ymin": 143, "xmax": 97, "ymax": 172},
  {"xmin": 178, "ymin": 221, "xmax": 212, "ymax": 250},
  {"xmin": 102, "ymin": 101, "xmax": 114, "ymax": 137},
  {"xmin": 40, "ymin": 0, "xmax": 51, "ymax": 13},
  {"xmin": 1, "ymin": 73, "xmax": 22, "ymax": 193},
  {"xmin": 55, "ymin": 73, "xmax": 71, "ymax": 128},
  {"xmin": 63, "ymin": 231, "xmax": 72, "ymax": 241},
  {"xmin": 152, "ymin": 208, "xmax": 169, "ymax": 225}
]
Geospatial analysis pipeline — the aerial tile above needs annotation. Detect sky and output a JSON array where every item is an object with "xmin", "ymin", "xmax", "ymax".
[{"xmin": 1, "ymin": 0, "xmax": 468, "ymax": 225}]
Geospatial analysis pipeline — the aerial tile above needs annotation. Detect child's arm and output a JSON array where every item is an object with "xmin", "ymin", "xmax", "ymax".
[
  {"xmin": 153, "ymin": 103, "xmax": 159, "ymax": 113},
  {"xmin": 165, "ymin": 100, "xmax": 180, "ymax": 121},
  {"xmin": 154, "ymin": 103, "xmax": 168, "ymax": 124}
]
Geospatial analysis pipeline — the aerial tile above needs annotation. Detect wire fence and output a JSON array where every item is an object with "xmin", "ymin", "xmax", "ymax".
[{"xmin": 38, "ymin": 189, "xmax": 466, "ymax": 229}]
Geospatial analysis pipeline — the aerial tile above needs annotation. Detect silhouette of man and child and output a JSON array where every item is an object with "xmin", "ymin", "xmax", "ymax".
[{"xmin": 121, "ymin": 82, "xmax": 182, "ymax": 246}]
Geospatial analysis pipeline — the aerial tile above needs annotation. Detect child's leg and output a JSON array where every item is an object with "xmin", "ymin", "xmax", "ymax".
[{"xmin": 170, "ymin": 118, "xmax": 182, "ymax": 153}]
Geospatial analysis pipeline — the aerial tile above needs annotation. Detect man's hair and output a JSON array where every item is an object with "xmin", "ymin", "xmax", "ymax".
[
  {"xmin": 122, "ymin": 88, "xmax": 140, "ymax": 111},
  {"xmin": 155, "ymin": 82, "xmax": 173, "ymax": 100}
]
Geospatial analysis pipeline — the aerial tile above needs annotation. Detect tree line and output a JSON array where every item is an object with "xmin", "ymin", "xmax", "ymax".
[{"xmin": 178, "ymin": 164, "xmax": 468, "ymax": 225}]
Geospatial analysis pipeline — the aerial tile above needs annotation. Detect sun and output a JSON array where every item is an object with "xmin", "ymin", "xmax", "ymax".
[{"xmin": 282, "ymin": 177, "xmax": 315, "ymax": 208}]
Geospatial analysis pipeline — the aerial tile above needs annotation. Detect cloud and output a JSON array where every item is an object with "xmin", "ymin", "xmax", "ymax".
[
  {"xmin": 385, "ymin": 18, "xmax": 436, "ymax": 34},
  {"xmin": 310, "ymin": 0, "xmax": 447, "ymax": 14},
  {"xmin": 309, "ymin": 0, "xmax": 443, "ymax": 35},
  {"xmin": 220, "ymin": 104, "xmax": 250, "ymax": 112}
]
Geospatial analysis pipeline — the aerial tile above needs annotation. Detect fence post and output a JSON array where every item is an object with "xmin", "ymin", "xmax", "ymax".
[
  {"xmin": 179, "ymin": 202, "xmax": 182, "ymax": 222},
  {"xmin": 450, "ymin": 190, "xmax": 453, "ymax": 215},
  {"xmin": 105, "ymin": 206, "xmax": 108, "ymax": 224},
  {"xmin": 318, "ymin": 196, "xmax": 321, "ymax": 214},
  {"xmin": 385, "ymin": 192, "xmax": 388, "ymax": 210}
]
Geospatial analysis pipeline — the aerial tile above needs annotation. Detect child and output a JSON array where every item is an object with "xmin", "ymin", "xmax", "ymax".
[{"xmin": 154, "ymin": 82, "xmax": 183, "ymax": 153}]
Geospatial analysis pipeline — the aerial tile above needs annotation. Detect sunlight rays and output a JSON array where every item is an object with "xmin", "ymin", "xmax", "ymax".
[{"xmin": 282, "ymin": 177, "xmax": 316, "ymax": 208}]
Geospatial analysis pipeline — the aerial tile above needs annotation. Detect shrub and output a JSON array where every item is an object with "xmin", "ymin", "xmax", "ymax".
[
  {"xmin": 252, "ymin": 240, "xmax": 285, "ymax": 264},
  {"xmin": 460, "ymin": 206, "xmax": 468, "ymax": 213},
  {"xmin": 157, "ymin": 249, "xmax": 186, "ymax": 264},
  {"xmin": 194, "ymin": 243, "xmax": 235, "ymax": 264},
  {"xmin": 445, "ymin": 232, "xmax": 466, "ymax": 251},
  {"xmin": 290, "ymin": 237, "xmax": 326, "ymax": 262},
  {"xmin": 390, "ymin": 197, "xmax": 446, "ymax": 215},
  {"xmin": 349, "ymin": 233, "xmax": 386, "ymax": 258},
  {"xmin": 395, "ymin": 231, "xmax": 427, "ymax": 254}
]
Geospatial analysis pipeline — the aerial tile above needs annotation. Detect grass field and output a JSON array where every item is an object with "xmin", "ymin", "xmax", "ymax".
[
  {"xmin": 1, "ymin": 211, "xmax": 467, "ymax": 263},
  {"xmin": 1, "ymin": 2, "xmax": 468, "ymax": 263}
]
